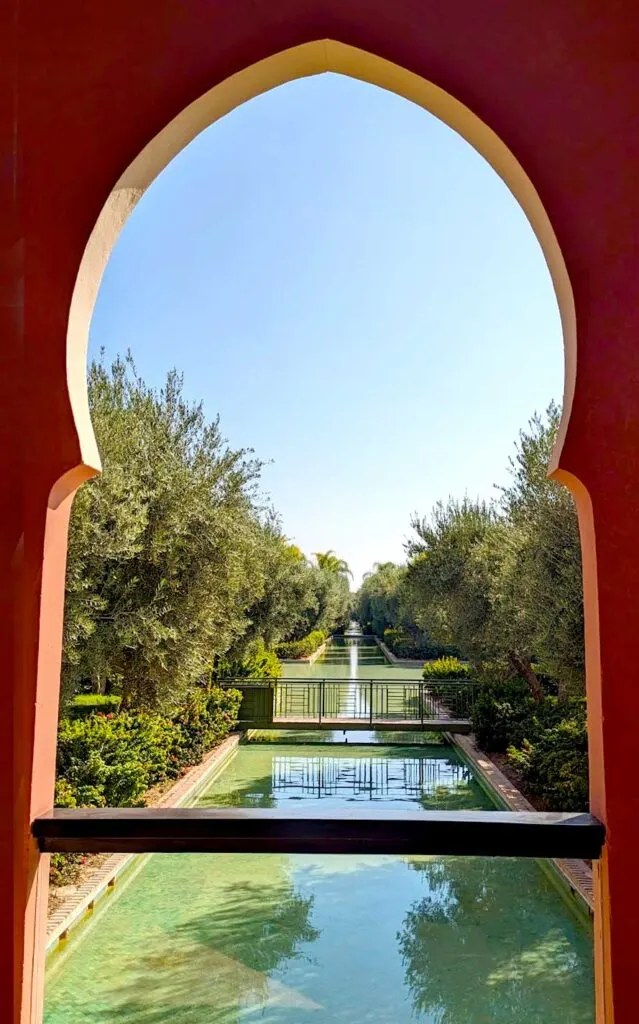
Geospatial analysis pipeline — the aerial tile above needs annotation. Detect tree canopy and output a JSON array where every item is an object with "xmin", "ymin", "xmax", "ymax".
[
  {"xmin": 356, "ymin": 404, "xmax": 585, "ymax": 696},
  {"xmin": 62, "ymin": 355, "xmax": 351, "ymax": 707}
]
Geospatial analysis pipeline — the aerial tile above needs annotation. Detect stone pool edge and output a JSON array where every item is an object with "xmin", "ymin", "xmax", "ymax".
[
  {"xmin": 45, "ymin": 732, "xmax": 241, "ymax": 953},
  {"xmin": 373, "ymin": 637, "xmax": 424, "ymax": 669},
  {"xmin": 447, "ymin": 731, "xmax": 594, "ymax": 918}
]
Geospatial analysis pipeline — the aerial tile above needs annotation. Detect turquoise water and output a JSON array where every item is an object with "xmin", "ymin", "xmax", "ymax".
[
  {"xmin": 274, "ymin": 635, "xmax": 434, "ymax": 737},
  {"xmin": 45, "ymin": 742, "xmax": 594, "ymax": 1023},
  {"xmin": 286, "ymin": 635, "xmax": 422, "ymax": 680}
]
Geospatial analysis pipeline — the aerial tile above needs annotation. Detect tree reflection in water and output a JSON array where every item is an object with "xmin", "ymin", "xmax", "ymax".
[
  {"xmin": 90, "ymin": 859, "xmax": 321, "ymax": 1024},
  {"xmin": 397, "ymin": 857, "xmax": 593, "ymax": 1024}
]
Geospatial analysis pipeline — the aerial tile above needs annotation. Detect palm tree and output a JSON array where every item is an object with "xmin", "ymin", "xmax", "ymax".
[{"xmin": 312, "ymin": 550, "xmax": 353, "ymax": 579}]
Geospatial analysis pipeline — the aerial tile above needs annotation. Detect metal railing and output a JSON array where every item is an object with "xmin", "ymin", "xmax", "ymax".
[
  {"xmin": 216, "ymin": 677, "xmax": 475, "ymax": 729},
  {"xmin": 32, "ymin": 679, "xmax": 605, "ymax": 862}
]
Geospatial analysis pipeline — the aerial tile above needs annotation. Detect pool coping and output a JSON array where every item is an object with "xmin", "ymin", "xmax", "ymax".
[
  {"xmin": 45, "ymin": 732, "xmax": 241, "ymax": 953},
  {"xmin": 279, "ymin": 636, "xmax": 333, "ymax": 666},
  {"xmin": 373, "ymin": 637, "xmax": 424, "ymax": 669},
  {"xmin": 448, "ymin": 731, "xmax": 594, "ymax": 918}
]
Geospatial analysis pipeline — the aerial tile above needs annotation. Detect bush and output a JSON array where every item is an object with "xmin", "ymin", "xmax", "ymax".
[
  {"xmin": 422, "ymin": 657, "xmax": 470, "ymax": 680},
  {"xmin": 67, "ymin": 694, "xmax": 122, "ymax": 718},
  {"xmin": 471, "ymin": 682, "xmax": 586, "ymax": 753},
  {"xmin": 276, "ymin": 630, "xmax": 328, "ymax": 660},
  {"xmin": 215, "ymin": 639, "xmax": 281, "ymax": 680},
  {"xmin": 382, "ymin": 628, "xmax": 455, "ymax": 660},
  {"xmin": 56, "ymin": 686, "xmax": 242, "ymax": 809},
  {"xmin": 170, "ymin": 687, "xmax": 243, "ymax": 765},
  {"xmin": 471, "ymin": 681, "xmax": 532, "ymax": 751},
  {"xmin": 508, "ymin": 717, "xmax": 588, "ymax": 811}
]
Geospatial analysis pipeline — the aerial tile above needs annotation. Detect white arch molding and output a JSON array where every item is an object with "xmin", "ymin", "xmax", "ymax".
[{"xmin": 65, "ymin": 39, "xmax": 576, "ymax": 496}]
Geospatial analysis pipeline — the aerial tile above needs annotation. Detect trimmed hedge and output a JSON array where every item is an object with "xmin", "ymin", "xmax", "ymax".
[
  {"xmin": 276, "ymin": 630, "xmax": 328, "ymax": 660},
  {"xmin": 422, "ymin": 657, "xmax": 470, "ymax": 680},
  {"xmin": 383, "ymin": 628, "xmax": 456, "ymax": 661},
  {"xmin": 68, "ymin": 694, "xmax": 122, "ymax": 718}
]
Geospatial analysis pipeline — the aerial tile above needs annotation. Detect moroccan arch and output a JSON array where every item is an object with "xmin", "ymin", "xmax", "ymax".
[
  {"xmin": 66, "ymin": 41, "xmax": 577, "ymax": 490},
  {"xmin": 9, "ymin": 5, "xmax": 639, "ymax": 1023}
]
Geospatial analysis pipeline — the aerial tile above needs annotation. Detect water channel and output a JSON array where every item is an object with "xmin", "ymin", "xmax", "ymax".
[
  {"xmin": 45, "ymin": 638, "xmax": 594, "ymax": 1023},
  {"xmin": 272, "ymin": 634, "xmax": 431, "ymax": 740}
]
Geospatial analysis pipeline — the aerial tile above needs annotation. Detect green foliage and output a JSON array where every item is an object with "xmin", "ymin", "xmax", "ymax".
[
  {"xmin": 508, "ymin": 717, "xmax": 589, "ymax": 811},
  {"xmin": 215, "ymin": 638, "xmax": 282, "ymax": 680},
  {"xmin": 357, "ymin": 562, "xmax": 407, "ymax": 636},
  {"xmin": 403, "ymin": 405, "xmax": 584, "ymax": 699},
  {"xmin": 276, "ymin": 630, "xmax": 328, "ymax": 660},
  {"xmin": 62, "ymin": 356, "xmax": 351, "ymax": 710},
  {"xmin": 312, "ymin": 550, "xmax": 352, "ymax": 578},
  {"xmin": 471, "ymin": 682, "xmax": 534, "ymax": 752},
  {"xmin": 56, "ymin": 687, "xmax": 241, "ymax": 809},
  {"xmin": 382, "ymin": 628, "xmax": 452, "ymax": 660},
  {"xmin": 470, "ymin": 680, "xmax": 588, "ymax": 810},
  {"xmin": 49, "ymin": 853, "xmax": 87, "ymax": 889},
  {"xmin": 68, "ymin": 694, "xmax": 122, "ymax": 718},
  {"xmin": 63, "ymin": 355, "xmax": 266, "ymax": 707},
  {"xmin": 237, "ymin": 535, "xmax": 324, "ymax": 653},
  {"xmin": 421, "ymin": 657, "xmax": 470, "ymax": 680},
  {"xmin": 356, "ymin": 562, "xmax": 442, "ymax": 657}
]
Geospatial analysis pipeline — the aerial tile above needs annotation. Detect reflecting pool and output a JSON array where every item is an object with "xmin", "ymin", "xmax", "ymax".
[{"xmin": 45, "ymin": 743, "xmax": 593, "ymax": 1023}]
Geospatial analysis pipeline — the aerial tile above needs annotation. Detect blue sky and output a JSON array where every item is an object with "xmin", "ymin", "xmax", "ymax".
[{"xmin": 90, "ymin": 73, "xmax": 563, "ymax": 588}]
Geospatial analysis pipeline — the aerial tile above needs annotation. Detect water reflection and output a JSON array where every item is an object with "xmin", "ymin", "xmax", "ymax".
[
  {"xmin": 45, "ymin": 744, "xmax": 593, "ymax": 1024},
  {"xmin": 398, "ymin": 857, "xmax": 593, "ymax": 1024},
  {"xmin": 199, "ymin": 745, "xmax": 491, "ymax": 812},
  {"xmin": 52, "ymin": 856, "xmax": 321, "ymax": 1024}
]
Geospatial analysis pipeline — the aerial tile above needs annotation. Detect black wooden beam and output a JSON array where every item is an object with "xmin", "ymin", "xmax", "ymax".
[{"xmin": 32, "ymin": 808, "xmax": 605, "ymax": 859}]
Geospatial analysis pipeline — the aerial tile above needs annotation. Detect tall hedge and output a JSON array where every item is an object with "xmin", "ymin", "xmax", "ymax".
[{"xmin": 276, "ymin": 630, "xmax": 328, "ymax": 660}]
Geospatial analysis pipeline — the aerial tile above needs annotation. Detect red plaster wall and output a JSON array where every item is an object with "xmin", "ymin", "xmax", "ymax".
[{"xmin": 4, "ymin": 2, "xmax": 639, "ymax": 1021}]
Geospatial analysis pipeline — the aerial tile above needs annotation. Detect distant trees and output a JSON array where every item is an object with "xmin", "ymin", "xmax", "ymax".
[
  {"xmin": 62, "ymin": 355, "xmax": 351, "ymax": 709},
  {"xmin": 312, "ymin": 550, "xmax": 352, "ymax": 579},
  {"xmin": 357, "ymin": 562, "xmax": 409, "ymax": 636},
  {"xmin": 356, "ymin": 404, "xmax": 585, "ymax": 697}
]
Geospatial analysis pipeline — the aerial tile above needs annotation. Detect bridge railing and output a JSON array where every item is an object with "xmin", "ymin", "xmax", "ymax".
[{"xmin": 215, "ymin": 677, "xmax": 476, "ymax": 728}]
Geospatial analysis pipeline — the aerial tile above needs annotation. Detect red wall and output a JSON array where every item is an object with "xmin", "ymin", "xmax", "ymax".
[{"xmin": 5, "ymin": 2, "xmax": 639, "ymax": 1020}]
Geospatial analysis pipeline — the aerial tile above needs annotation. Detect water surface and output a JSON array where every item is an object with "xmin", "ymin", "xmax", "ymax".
[{"xmin": 45, "ymin": 741, "xmax": 593, "ymax": 1024}]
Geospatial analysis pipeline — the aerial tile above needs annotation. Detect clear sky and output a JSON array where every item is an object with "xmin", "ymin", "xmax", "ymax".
[{"xmin": 90, "ymin": 73, "xmax": 563, "ymax": 588}]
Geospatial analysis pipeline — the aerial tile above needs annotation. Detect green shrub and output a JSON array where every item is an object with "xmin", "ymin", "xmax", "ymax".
[
  {"xmin": 67, "ymin": 694, "xmax": 122, "ymax": 718},
  {"xmin": 383, "ymin": 628, "xmax": 455, "ymax": 660},
  {"xmin": 508, "ymin": 717, "xmax": 589, "ymax": 811},
  {"xmin": 215, "ymin": 639, "xmax": 281, "ymax": 680},
  {"xmin": 50, "ymin": 853, "xmax": 87, "ymax": 888},
  {"xmin": 471, "ymin": 682, "xmax": 586, "ymax": 753},
  {"xmin": 171, "ymin": 687, "xmax": 242, "ymax": 765},
  {"xmin": 471, "ymin": 682, "xmax": 532, "ymax": 751},
  {"xmin": 57, "ymin": 715, "xmax": 152, "ymax": 806},
  {"xmin": 276, "ymin": 630, "xmax": 328, "ymax": 660},
  {"xmin": 56, "ymin": 686, "xmax": 242, "ymax": 810},
  {"xmin": 422, "ymin": 657, "xmax": 470, "ymax": 680}
]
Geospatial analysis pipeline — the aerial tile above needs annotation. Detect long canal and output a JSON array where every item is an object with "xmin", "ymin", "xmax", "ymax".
[{"xmin": 45, "ymin": 638, "xmax": 593, "ymax": 1022}]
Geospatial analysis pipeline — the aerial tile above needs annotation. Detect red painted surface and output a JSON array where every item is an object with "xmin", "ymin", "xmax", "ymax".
[{"xmin": 4, "ymin": 2, "xmax": 639, "ymax": 1020}]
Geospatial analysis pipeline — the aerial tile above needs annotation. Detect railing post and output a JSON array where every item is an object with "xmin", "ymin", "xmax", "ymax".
[
  {"xmin": 318, "ymin": 680, "xmax": 323, "ymax": 726},
  {"xmin": 420, "ymin": 682, "xmax": 424, "ymax": 727},
  {"xmin": 369, "ymin": 679, "xmax": 373, "ymax": 725}
]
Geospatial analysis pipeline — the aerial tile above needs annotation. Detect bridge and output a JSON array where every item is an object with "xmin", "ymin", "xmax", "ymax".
[{"xmin": 218, "ymin": 677, "xmax": 475, "ymax": 732}]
